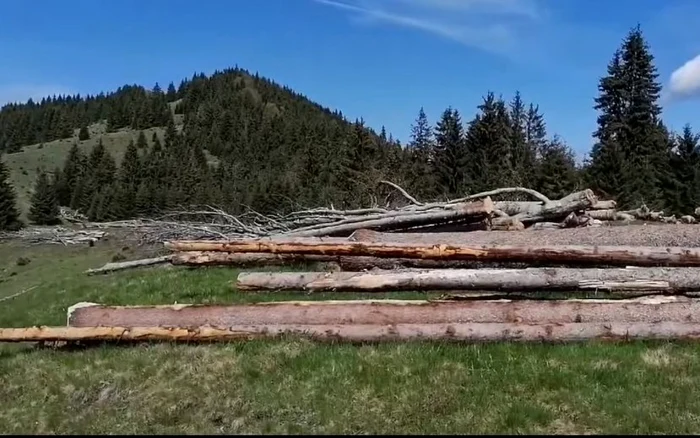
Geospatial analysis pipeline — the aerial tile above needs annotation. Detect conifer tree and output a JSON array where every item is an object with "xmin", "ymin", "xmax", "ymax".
[
  {"xmin": 508, "ymin": 92, "xmax": 535, "ymax": 187},
  {"xmin": 407, "ymin": 107, "xmax": 436, "ymax": 199},
  {"xmin": 57, "ymin": 143, "xmax": 86, "ymax": 206},
  {"xmin": 535, "ymin": 136, "xmax": 580, "ymax": 199},
  {"xmin": 28, "ymin": 170, "xmax": 60, "ymax": 225},
  {"xmin": 465, "ymin": 93, "xmax": 513, "ymax": 192},
  {"xmin": 668, "ymin": 124, "xmax": 700, "ymax": 215},
  {"xmin": 433, "ymin": 107, "xmax": 467, "ymax": 197},
  {"xmin": 136, "ymin": 130, "xmax": 148, "ymax": 149},
  {"xmin": 588, "ymin": 26, "xmax": 667, "ymax": 209},
  {"xmin": 0, "ymin": 155, "xmax": 21, "ymax": 231},
  {"xmin": 78, "ymin": 126, "xmax": 90, "ymax": 141}
]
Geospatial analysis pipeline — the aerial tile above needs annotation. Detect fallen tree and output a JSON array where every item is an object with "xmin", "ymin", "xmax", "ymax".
[
  {"xmin": 6, "ymin": 321, "xmax": 700, "ymax": 343},
  {"xmin": 65, "ymin": 296, "xmax": 700, "ymax": 328},
  {"xmin": 235, "ymin": 267, "xmax": 700, "ymax": 293},
  {"xmin": 165, "ymin": 239, "xmax": 700, "ymax": 267}
]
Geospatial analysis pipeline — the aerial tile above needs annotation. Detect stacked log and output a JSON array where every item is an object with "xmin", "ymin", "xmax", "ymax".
[{"xmin": 4, "ymin": 296, "xmax": 700, "ymax": 343}]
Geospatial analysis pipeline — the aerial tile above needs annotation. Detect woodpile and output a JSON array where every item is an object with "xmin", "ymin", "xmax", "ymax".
[{"xmin": 11, "ymin": 184, "xmax": 700, "ymax": 346}]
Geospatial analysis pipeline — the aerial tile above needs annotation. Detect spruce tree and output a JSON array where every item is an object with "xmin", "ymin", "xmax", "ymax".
[
  {"xmin": 464, "ymin": 93, "xmax": 513, "ymax": 192},
  {"xmin": 668, "ymin": 124, "xmax": 700, "ymax": 215},
  {"xmin": 588, "ymin": 26, "xmax": 666, "ymax": 209},
  {"xmin": 78, "ymin": 126, "xmax": 90, "ymax": 141},
  {"xmin": 0, "ymin": 155, "xmax": 21, "ymax": 231},
  {"xmin": 508, "ymin": 92, "xmax": 535, "ymax": 188},
  {"xmin": 58, "ymin": 143, "xmax": 86, "ymax": 206},
  {"xmin": 433, "ymin": 108, "xmax": 467, "ymax": 198},
  {"xmin": 407, "ymin": 107, "xmax": 436, "ymax": 199},
  {"xmin": 136, "ymin": 130, "xmax": 148, "ymax": 149},
  {"xmin": 28, "ymin": 170, "xmax": 61, "ymax": 225},
  {"xmin": 535, "ymin": 136, "xmax": 580, "ymax": 199}
]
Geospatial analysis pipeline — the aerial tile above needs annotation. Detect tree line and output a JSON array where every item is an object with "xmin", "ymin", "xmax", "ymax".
[{"xmin": 1, "ymin": 25, "xmax": 700, "ymax": 230}]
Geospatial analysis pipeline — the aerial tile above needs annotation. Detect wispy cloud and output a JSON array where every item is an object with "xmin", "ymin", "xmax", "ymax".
[
  {"xmin": 0, "ymin": 84, "xmax": 75, "ymax": 105},
  {"xmin": 314, "ymin": 0, "xmax": 543, "ymax": 55}
]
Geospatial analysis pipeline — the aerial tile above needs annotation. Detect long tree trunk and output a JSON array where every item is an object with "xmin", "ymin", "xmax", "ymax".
[
  {"xmin": 6, "ymin": 322, "xmax": 700, "ymax": 343},
  {"xmin": 66, "ymin": 296, "xmax": 700, "ymax": 328},
  {"xmin": 281, "ymin": 198, "xmax": 494, "ymax": 237},
  {"xmin": 492, "ymin": 189, "xmax": 597, "ymax": 225},
  {"xmin": 165, "ymin": 240, "xmax": 700, "ymax": 267},
  {"xmin": 235, "ymin": 267, "xmax": 700, "ymax": 293},
  {"xmin": 171, "ymin": 251, "xmax": 541, "ymax": 270}
]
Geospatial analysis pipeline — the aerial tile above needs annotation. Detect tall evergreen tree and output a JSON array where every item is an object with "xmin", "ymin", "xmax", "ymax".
[
  {"xmin": 0, "ymin": 155, "xmax": 21, "ymax": 230},
  {"xmin": 57, "ymin": 143, "xmax": 86, "ymax": 206},
  {"xmin": 433, "ymin": 108, "xmax": 467, "ymax": 198},
  {"xmin": 508, "ymin": 92, "xmax": 535, "ymax": 188},
  {"xmin": 588, "ymin": 26, "xmax": 667, "ymax": 209},
  {"xmin": 407, "ymin": 107, "xmax": 436, "ymax": 199},
  {"xmin": 465, "ymin": 93, "xmax": 513, "ymax": 192},
  {"xmin": 28, "ymin": 170, "xmax": 60, "ymax": 225}
]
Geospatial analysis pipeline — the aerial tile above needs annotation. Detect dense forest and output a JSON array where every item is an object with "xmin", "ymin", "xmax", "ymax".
[{"xmin": 1, "ymin": 25, "xmax": 699, "ymax": 230}]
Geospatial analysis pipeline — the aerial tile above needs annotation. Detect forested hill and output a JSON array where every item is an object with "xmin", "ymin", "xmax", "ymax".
[{"xmin": 0, "ymin": 67, "xmax": 411, "ymax": 224}]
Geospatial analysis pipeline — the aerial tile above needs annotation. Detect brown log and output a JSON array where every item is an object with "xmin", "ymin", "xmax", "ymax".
[
  {"xmin": 170, "ymin": 251, "xmax": 538, "ymax": 270},
  {"xmin": 280, "ymin": 198, "xmax": 494, "ymax": 237},
  {"xmin": 66, "ymin": 296, "xmax": 700, "ymax": 329},
  {"xmin": 6, "ymin": 322, "xmax": 700, "ymax": 343},
  {"xmin": 235, "ymin": 267, "xmax": 700, "ymax": 293},
  {"xmin": 165, "ymin": 240, "xmax": 700, "ymax": 267}
]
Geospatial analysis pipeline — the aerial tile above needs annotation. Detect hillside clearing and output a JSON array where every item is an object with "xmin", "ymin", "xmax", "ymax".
[{"xmin": 2, "ymin": 230, "xmax": 700, "ymax": 434}]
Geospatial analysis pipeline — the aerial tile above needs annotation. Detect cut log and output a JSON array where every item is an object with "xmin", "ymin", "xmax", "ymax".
[
  {"xmin": 280, "ymin": 198, "xmax": 494, "ymax": 237},
  {"xmin": 171, "ymin": 251, "xmax": 542, "ymax": 270},
  {"xmin": 235, "ymin": 267, "xmax": 700, "ymax": 293},
  {"xmin": 84, "ymin": 255, "xmax": 172, "ymax": 275},
  {"xmin": 585, "ymin": 209, "xmax": 634, "ymax": 222},
  {"xmin": 165, "ymin": 240, "xmax": 700, "ymax": 267},
  {"xmin": 66, "ymin": 296, "xmax": 700, "ymax": 329},
  {"xmin": 6, "ymin": 321, "xmax": 700, "ymax": 343}
]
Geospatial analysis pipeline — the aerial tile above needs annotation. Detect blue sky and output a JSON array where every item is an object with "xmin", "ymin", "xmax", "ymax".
[{"xmin": 2, "ymin": 0, "xmax": 700, "ymax": 160}]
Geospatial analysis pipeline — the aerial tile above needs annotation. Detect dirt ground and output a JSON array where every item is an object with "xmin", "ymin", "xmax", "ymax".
[{"xmin": 372, "ymin": 224, "xmax": 700, "ymax": 247}]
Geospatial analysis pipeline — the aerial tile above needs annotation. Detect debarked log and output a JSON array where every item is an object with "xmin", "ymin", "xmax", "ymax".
[
  {"xmin": 5, "ymin": 322, "xmax": 700, "ymax": 343},
  {"xmin": 65, "ymin": 296, "xmax": 700, "ymax": 328},
  {"xmin": 235, "ymin": 267, "xmax": 700, "ymax": 293},
  {"xmin": 165, "ymin": 240, "xmax": 700, "ymax": 267}
]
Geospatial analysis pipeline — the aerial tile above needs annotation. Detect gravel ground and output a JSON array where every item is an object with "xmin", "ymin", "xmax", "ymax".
[{"xmin": 375, "ymin": 224, "xmax": 700, "ymax": 247}]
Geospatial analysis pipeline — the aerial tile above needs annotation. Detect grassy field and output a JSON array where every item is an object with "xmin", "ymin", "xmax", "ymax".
[{"xmin": 1, "ymin": 237, "xmax": 700, "ymax": 434}]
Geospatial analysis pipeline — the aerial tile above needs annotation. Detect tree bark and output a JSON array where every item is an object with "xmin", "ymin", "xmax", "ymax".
[
  {"xmin": 236, "ymin": 267, "xmax": 700, "ymax": 293},
  {"xmin": 6, "ymin": 322, "xmax": 700, "ymax": 343},
  {"xmin": 66, "ymin": 296, "xmax": 700, "ymax": 328},
  {"xmin": 165, "ymin": 240, "xmax": 700, "ymax": 267},
  {"xmin": 280, "ymin": 198, "xmax": 494, "ymax": 237}
]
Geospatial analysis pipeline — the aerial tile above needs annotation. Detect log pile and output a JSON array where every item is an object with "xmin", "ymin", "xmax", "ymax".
[{"xmin": 11, "ymin": 184, "xmax": 700, "ymax": 347}]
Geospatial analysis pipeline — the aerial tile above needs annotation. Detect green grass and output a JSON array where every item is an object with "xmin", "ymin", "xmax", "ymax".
[{"xmin": 2, "ymin": 239, "xmax": 700, "ymax": 434}]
